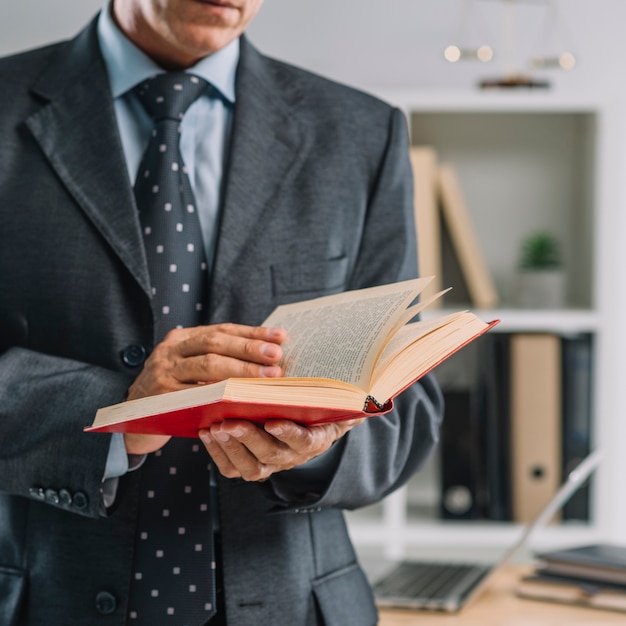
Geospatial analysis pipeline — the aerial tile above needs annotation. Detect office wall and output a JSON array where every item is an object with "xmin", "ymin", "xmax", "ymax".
[
  {"xmin": 247, "ymin": 0, "xmax": 623, "ymax": 95},
  {"xmin": 0, "ymin": 1, "xmax": 103, "ymax": 54},
  {"xmin": 1, "ymin": 0, "xmax": 623, "ymax": 96}
]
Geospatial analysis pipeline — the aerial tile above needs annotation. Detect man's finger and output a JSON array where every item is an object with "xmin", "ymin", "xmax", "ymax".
[{"xmin": 200, "ymin": 429, "xmax": 273, "ymax": 481}]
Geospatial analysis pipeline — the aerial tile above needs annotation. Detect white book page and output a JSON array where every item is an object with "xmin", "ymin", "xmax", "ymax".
[
  {"xmin": 262, "ymin": 278, "xmax": 433, "ymax": 390},
  {"xmin": 373, "ymin": 312, "xmax": 466, "ymax": 380},
  {"xmin": 369, "ymin": 311, "xmax": 488, "ymax": 401}
]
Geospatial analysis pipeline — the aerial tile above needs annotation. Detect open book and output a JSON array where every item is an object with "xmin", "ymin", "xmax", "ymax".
[{"xmin": 86, "ymin": 278, "xmax": 498, "ymax": 437}]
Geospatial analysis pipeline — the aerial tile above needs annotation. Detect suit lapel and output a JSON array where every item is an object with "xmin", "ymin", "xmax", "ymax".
[
  {"xmin": 24, "ymin": 28, "xmax": 307, "ymax": 313},
  {"xmin": 25, "ymin": 19, "xmax": 150, "ymax": 296},
  {"xmin": 209, "ymin": 38, "xmax": 307, "ymax": 315}
]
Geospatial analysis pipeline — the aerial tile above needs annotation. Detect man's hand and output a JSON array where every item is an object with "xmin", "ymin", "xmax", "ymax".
[
  {"xmin": 123, "ymin": 323, "xmax": 287, "ymax": 455},
  {"xmin": 198, "ymin": 417, "xmax": 365, "ymax": 482}
]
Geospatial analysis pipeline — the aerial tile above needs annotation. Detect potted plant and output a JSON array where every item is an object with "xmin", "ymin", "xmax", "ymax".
[{"xmin": 516, "ymin": 231, "xmax": 566, "ymax": 308}]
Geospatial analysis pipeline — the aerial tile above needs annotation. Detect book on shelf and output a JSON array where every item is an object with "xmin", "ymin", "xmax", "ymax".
[
  {"xmin": 434, "ymin": 333, "xmax": 511, "ymax": 522},
  {"xmin": 510, "ymin": 333, "xmax": 562, "ymax": 523},
  {"xmin": 561, "ymin": 334, "xmax": 593, "ymax": 520},
  {"xmin": 410, "ymin": 146, "xmax": 442, "ymax": 307},
  {"xmin": 478, "ymin": 332, "xmax": 512, "ymax": 521},
  {"xmin": 426, "ymin": 333, "xmax": 484, "ymax": 519},
  {"xmin": 86, "ymin": 278, "xmax": 498, "ymax": 438},
  {"xmin": 408, "ymin": 147, "xmax": 498, "ymax": 310},
  {"xmin": 437, "ymin": 162, "xmax": 499, "ymax": 309},
  {"xmin": 439, "ymin": 388, "xmax": 482, "ymax": 520},
  {"xmin": 516, "ymin": 572, "xmax": 626, "ymax": 613}
]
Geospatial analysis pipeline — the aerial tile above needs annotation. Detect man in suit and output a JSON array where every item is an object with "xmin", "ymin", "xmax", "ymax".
[{"xmin": 0, "ymin": 1, "xmax": 443, "ymax": 624}]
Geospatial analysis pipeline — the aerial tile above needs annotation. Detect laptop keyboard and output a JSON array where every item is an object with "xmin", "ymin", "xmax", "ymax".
[{"xmin": 373, "ymin": 561, "xmax": 490, "ymax": 611}]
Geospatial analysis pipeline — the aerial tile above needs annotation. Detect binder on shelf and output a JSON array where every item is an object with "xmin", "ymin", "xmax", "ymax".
[
  {"xmin": 479, "ymin": 332, "xmax": 512, "ymax": 521},
  {"xmin": 561, "ymin": 334, "xmax": 593, "ymax": 521},
  {"xmin": 434, "ymin": 335, "xmax": 496, "ymax": 521},
  {"xmin": 437, "ymin": 163, "xmax": 499, "ymax": 309},
  {"xmin": 439, "ymin": 388, "xmax": 482, "ymax": 520},
  {"xmin": 410, "ymin": 146, "xmax": 442, "ymax": 307},
  {"xmin": 510, "ymin": 333, "xmax": 562, "ymax": 523}
]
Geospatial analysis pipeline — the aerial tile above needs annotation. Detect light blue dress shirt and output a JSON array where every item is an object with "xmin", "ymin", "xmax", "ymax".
[
  {"xmin": 97, "ymin": 2, "xmax": 237, "ymax": 266},
  {"xmin": 96, "ymin": 3, "xmax": 238, "ymax": 495}
]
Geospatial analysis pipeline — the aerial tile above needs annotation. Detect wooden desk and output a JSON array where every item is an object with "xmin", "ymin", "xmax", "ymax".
[{"xmin": 378, "ymin": 565, "xmax": 626, "ymax": 625}]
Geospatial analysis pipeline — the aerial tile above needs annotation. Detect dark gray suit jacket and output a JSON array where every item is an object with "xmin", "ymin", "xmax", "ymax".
[{"xmin": 0, "ymin": 17, "xmax": 443, "ymax": 626}]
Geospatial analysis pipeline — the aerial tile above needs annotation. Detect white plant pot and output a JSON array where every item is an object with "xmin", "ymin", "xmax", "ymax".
[{"xmin": 516, "ymin": 269, "xmax": 566, "ymax": 309}]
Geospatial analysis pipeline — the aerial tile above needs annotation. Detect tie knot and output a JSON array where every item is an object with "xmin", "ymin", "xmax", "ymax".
[{"xmin": 133, "ymin": 73, "xmax": 208, "ymax": 122}]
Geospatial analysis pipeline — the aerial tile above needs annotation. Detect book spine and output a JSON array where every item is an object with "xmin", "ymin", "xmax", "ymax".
[
  {"xmin": 479, "ymin": 332, "xmax": 512, "ymax": 521},
  {"xmin": 439, "ymin": 389, "xmax": 481, "ymax": 519},
  {"xmin": 437, "ymin": 163, "xmax": 499, "ymax": 309},
  {"xmin": 435, "ymin": 333, "xmax": 510, "ymax": 521},
  {"xmin": 561, "ymin": 334, "xmax": 593, "ymax": 520},
  {"xmin": 410, "ymin": 146, "xmax": 442, "ymax": 307},
  {"xmin": 510, "ymin": 333, "xmax": 563, "ymax": 523}
]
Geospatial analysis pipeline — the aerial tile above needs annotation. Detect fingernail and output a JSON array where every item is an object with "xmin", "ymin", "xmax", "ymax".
[
  {"xmin": 230, "ymin": 428, "xmax": 244, "ymax": 438},
  {"xmin": 214, "ymin": 431, "xmax": 230, "ymax": 443},
  {"xmin": 199, "ymin": 431, "xmax": 212, "ymax": 444},
  {"xmin": 260, "ymin": 365, "xmax": 282, "ymax": 378},
  {"xmin": 266, "ymin": 425, "xmax": 283, "ymax": 437},
  {"xmin": 261, "ymin": 343, "xmax": 281, "ymax": 359},
  {"xmin": 267, "ymin": 327, "xmax": 285, "ymax": 340}
]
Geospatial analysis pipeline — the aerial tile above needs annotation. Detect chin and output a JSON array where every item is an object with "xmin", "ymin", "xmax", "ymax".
[{"xmin": 169, "ymin": 20, "xmax": 237, "ymax": 55}]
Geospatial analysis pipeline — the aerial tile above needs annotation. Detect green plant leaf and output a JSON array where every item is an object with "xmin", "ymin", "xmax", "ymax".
[{"xmin": 519, "ymin": 232, "xmax": 561, "ymax": 269}]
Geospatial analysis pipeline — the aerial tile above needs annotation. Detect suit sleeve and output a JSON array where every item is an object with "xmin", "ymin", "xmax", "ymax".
[
  {"xmin": 268, "ymin": 107, "xmax": 444, "ymax": 508},
  {"xmin": 0, "ymin": 347, "xmax": 132, "ymax": 517}
]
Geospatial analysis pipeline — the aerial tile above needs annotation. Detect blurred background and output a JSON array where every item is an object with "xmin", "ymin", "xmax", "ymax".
[{"xmin": 0, "ymin": 0, "xmax": 622, "ymax": 94}]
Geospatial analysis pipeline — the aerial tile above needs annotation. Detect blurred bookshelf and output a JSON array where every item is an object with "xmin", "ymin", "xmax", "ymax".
[{"xmin": 346, "ymin": 90, "xmax": 626, "ymax": 563}]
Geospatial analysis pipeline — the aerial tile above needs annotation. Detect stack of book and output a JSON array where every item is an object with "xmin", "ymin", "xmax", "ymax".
[{"xmin": 516, "ymin": 543, "xmax": 626, "ymax": 613}]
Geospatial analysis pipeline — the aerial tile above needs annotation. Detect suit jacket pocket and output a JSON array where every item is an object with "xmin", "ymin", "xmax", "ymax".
[
  {"xmin": 0, "ymin": 566, "xmax": 26, "ymax": 626},
  {"xmin": 270, "ymin": 257, "xmax": 349, "ymax": 302},
  {"xmin": 312, "ymin": 562, "xmax": 378, "ymax": 626}
]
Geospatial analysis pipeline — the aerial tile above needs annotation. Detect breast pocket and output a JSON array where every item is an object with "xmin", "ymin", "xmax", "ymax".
[{"xmin": 270, "ymin": 256, "xmax": 349, "ymax": 304}]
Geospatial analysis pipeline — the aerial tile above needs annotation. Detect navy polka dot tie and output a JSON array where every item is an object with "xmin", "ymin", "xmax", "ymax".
[
  {"xmin": 127, "ymin": 73, "xmax": 218, "ymax": 625},
  {"xmin": 134, "ymin": 72, "xmax": 208, "ymax": 336}
]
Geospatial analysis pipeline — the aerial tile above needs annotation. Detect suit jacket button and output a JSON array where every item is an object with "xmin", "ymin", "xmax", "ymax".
[
  {"xmin": 29, "ymin": 487, "xmax": 45, "ymax": 500},
  {"xmin": 44, "ymin": 488, "xmax": 60, "ymax": 504},
  {"xmin": 121, "ymin": 344, "xmax": 147, "ymax": 367},
  {"xmin": 95, "ymin": 591, "xmax": 117, "ymax": 615},
  {"xmin": 73, "ymin": 491, "xmax": 88, "ymax": 511}
]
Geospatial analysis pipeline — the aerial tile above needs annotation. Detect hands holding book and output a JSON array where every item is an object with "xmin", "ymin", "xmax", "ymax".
[
  {"xmin": 123, "ymin": 322, "xmax": 363, "ymax": 481},
  {"xmin": 199, "ymin": 413, "xmax": 364, "ymax": 482},
  {"xmin": 89, "ymin": 278, "xmax": 495, "ymax": 440}
]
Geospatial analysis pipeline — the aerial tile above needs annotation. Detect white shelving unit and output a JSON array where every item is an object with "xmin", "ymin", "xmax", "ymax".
[{"xmin": 346, "ymin": 90, "xmax": 626, "ymax": 562}]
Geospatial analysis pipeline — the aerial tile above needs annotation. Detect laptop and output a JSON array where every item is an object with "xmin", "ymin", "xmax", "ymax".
[{"xmin": 371, "ymin": 448, "xmax": 603, "ymax": 613}]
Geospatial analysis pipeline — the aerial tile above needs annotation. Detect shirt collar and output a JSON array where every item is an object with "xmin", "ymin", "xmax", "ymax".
[{"xmin": 97, "ymin": 2, "xmax": 238, "ymax": 103}]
